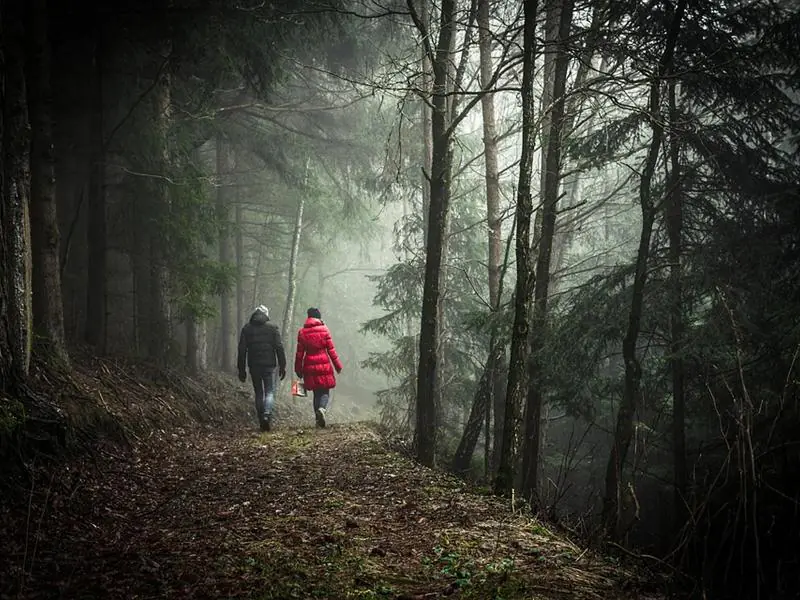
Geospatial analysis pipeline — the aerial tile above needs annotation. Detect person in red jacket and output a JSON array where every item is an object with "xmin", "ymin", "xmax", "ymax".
[{"xmin": 294, "ymin": 307, "xmax": 343, "ymax": 428}]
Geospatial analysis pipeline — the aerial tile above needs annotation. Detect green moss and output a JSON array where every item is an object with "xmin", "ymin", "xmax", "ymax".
[
  {"xmin": 245, "ymin": 541, "xmax": 400, "ymax": 600},
  {"xmin": 0, "ymin": 398, "xmax": 26, "ymax": 434}
]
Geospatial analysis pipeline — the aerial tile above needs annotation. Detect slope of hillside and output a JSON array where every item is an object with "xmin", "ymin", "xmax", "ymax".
[{"xmin": 1, "ymin": 358, "xmax": 664, "ymax": 599}]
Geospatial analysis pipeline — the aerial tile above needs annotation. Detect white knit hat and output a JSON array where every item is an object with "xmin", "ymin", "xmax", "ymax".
[{"xmin": 255, "ymin": 304, "xmax": 269, "ymax": 317}]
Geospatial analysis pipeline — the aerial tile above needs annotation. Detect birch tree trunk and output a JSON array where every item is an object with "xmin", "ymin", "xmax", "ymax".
[
  {"xmin": 495, "ymin": 0, "xmax": 539, "ymax": 495},
  {"xmin": 281, "ymin": 161, "xmax": 309, "ymax": 348},
  {"xmin": 521, "ymin": 0, "xmax": 575, "ymax": 504},
  {"xmin": 1, "ymin": 0, "xmax": 34, "ymax": 382},
  {"xmin": 26, "ymin": 0, "xmax": 68, "ymax": 366},
  {"xmin": 602, "ymin": 0, "xmax": 687, "ymax": 538}
]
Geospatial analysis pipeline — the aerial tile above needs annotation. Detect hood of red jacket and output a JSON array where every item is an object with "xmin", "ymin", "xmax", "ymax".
[{"xmin": 303, "ymin": 317, "xmax": 324, "ymax": 328}]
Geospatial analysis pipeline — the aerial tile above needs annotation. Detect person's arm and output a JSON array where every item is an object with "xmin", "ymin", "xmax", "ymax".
[
  {"xmin": 274, "ymin": 327, "xmax": 287, "ymax": 379},
  {"xmin": 237, "ymin": 327, "xmax": 247, "ymax": 381},
  {"xmin": 325, "ymin": 329, "xmax": 343, "ymax": 373},
  {"xmin": 294, "ymin": 331, "xmax": 305, "ymax": 378}
]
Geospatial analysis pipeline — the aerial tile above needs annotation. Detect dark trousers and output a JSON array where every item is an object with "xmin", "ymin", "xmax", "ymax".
[
  {"xmin": 313, "ymin": 388, "xmax": 330, "ymax": 411},
  {"xmin": 250, "ymin": 366, "xmax": 275, "ymax": 423}
]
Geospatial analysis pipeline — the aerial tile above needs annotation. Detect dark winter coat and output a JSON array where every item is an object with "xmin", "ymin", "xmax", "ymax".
[
  {"xmin": 294, "ymin": 317, "xmax": 342, "ymax": 390},
  {"xmin": 237, "ymin": 310, "xmax": 286, "ymax": 376}
]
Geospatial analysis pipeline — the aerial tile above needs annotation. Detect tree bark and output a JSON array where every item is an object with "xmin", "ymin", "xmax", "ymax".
[
  {"xmin": 26, "ymin": 0, "xmax": 68, "ymax": 366},
  {"xmin": 495, "ymin": 0, "xmax": 539, "ymax": 495},
  {"xmin": 85, "ymin": 27, "xmax": 107, "ymax": 352},
  {"xmin": 667, "ymin": 77, "xmax": 688, "ymax": 527},
  {"xmin": 1, "ymin": 0, "xmax": 34, "ymax": 382},
  {"xmin": 216, "ymin": 132, "xmax": 234, "ymax": 371},
  {"xmin": 419, "ymin": 0, "xmax": 433, "ymax": 241},
  {"xmin": 235, "ymin": 187, "xmax": 244, "ymax": 331},
  {"xmin": 451, "ymin": 340, "xmax": 503, "ymax": 474},
  {"xmin": 521, "ymin": 0, "xmax": 575, "ymax": 504},
  {"xmin": 602, "ymin": 0, "xmax": 687, "ymax": 538},
  {"xmin": 146, "ymin": 54, "xmax": 173, "ymax": 361},
  {"xmin": 411, "ymin": 0, "xmax": 456, "ymax": 468},
  {"xmin": 478, "ymin": 0, "xmax": 508, "ymax": 478},
  {"xmin": 186, "ymin": 316, "xmax": 207, "ymax": 373},
  {"xmin": 281, "ymin": 177, "xmax": 306, "ymax": 350},
  {"xmin": 0, "ymin": 12, "xmax": 6, "ymax": 384}
]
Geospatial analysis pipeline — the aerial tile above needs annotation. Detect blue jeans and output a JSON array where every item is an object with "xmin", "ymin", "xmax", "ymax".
[
  {"xmin": 313, "ymin": 388, "xmax": 330, "ymax": 411},
  {"xmin": 251, "ymin": 366, "xmax": 275, "ymax": 422}
]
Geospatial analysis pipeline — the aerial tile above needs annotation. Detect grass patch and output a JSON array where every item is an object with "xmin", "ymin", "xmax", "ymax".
[{"xmin": 244, "ymin": 541, "xmax": 400, "ymax": 600}]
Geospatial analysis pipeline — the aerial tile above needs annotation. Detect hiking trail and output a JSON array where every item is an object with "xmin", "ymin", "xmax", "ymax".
[{"xmin": 2, "ymin": 420, "xmax": 657, "ymax": 599}]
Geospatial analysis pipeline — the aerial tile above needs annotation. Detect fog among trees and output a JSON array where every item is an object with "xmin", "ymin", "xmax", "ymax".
[{"xmin": 2, "ymin": 0, "xmax": 799, "ymax": 598}]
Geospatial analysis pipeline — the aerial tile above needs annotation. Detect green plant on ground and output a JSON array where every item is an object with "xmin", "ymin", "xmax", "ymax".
[{"xmin": 0, "ymin": 398, "xmax": 25, "ymax": 434}]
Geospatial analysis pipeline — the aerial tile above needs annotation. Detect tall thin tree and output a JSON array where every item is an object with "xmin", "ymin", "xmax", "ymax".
[
  {"xmin": 521, "ymin": 0, "xmax": 575, "ymax": 503},
  {"xmin": 216, "ymin": 132, "xmax": 234, "ymax": 371},
  {"xmin": 450, "ymin": 0, "xmax": 506, "ymax": 476},
  {"xmin": 495, "ymin": 0, "xmax": 539, "ymax": 495},
  {"xmin": 1, "ymin": 0, "xmax": 34, "ymax": 381},
  {"xmin": 26, "ymin": 0, "xmax": 69, "ymax": 365},
  {"xmin": 666, "ymin": 76, "xmax": 687, "ymax": 527},
  {"xmin": 85, "ymin": 24, "xmax": 106, "ymax": 351},
  {"xmin": 408, "ymin": 0, "xmax": 457, "ymax": 467},
  {"xmin": 281, "ymin": 159, "xmax": 309, "ymax": 350},
  {"xmin": 602, "ymin": 0, "xmax": 687, "ymax": 538},
  {"xmin": 147, "ymin": 52, "xmax": 172, "ymax": 361}
]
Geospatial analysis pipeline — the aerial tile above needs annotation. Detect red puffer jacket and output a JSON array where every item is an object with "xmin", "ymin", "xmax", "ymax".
[{"xmin": 294, "ymin": 318, "xmax": 343, "ymax": 390}]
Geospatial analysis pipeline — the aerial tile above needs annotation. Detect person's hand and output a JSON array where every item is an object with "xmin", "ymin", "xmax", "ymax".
[
  {"xmin": 295, "ymin": 371, "xmax": 302, "ymax": 380},
  {"xmin": 279, "ymin": 367, "xmax": 286, "ymax": 381},
  {"xmin": 238, "ymin": 372, "xmax": 246, "ymax": 383},
  {"xmin": 336, "ymin": 366, "xmax": 342, "ymax": 374}
]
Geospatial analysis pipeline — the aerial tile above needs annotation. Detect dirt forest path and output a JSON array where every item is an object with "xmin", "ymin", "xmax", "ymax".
[{"xmin": 3, "ymin": 423, "xmax": 651, "ymax": 600}]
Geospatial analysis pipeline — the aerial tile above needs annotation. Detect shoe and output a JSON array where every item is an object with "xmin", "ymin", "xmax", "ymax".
[
  {"xmin": 315, "ymin": 407, "xmax": 326, "ymax": 428},
  {"xmin": 260, "ymin": 414, "xmax": 272, "ymax": 432}
]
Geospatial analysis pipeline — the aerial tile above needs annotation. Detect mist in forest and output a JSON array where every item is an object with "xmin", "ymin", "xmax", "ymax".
[{"xmin": 2, "ymin": 0, "xmax": 799, "ymax": 598}]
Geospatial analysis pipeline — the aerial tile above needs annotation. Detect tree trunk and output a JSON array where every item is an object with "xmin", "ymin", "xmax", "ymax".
[
  {"xmin": 413, "ymin": 0, "xmax": 456, "ymax": 468},
  {"xmin": 420, "ymin": 0, "xmax": 433, "ymax": 241},
  {"xmin": 235, "ymin": 190, "xmax": 244, "ymax": 331},
  {"xmin": 147, "ymin": 57, "xmax": 172, "ymax": 361},
  {"xmin": 494, "ymin": 0, "xmax": 539, "ymax": 495},
  {"xmin": 1, "ymin": 0, "xmax": 34, "ymax": 382},
  {"xmin": 216, "ymin": 133, "xmax": 234, "ymax": 371},
  {"xmin": 478, "ymin": 0, "xmax": 508, "ymax": 478},
  {"xmin": 548, "ymin": 30, "xmax": 599, "ymax": 296},
  {"xmin": 251, "ymin": 214, "xmax": 268, "ymax": 309},
  {"xmin": 521, "ymin": 0, "xmax": 575, "ymax": 504},
  {"xmin": 0, "ymin": 12, "xmax": 6, "ymax": 384},
  {"xmin": 132, "ymin": 169, "xmax": 151, "ymax": 355},
  {"xmin": 26, "ymin": 0, "xmax": 68, "ymax": 366},
  {"xmin": 281, "ymin": 161, "xmax": 308, "ymax": 348},
  {"xmin": 85, "ymin": 28, "xmax": 107, "ymax": 352},
  {"xmin": 667, "ymin": 77, "xmax": 687, "ymax": 527},
  {"xmin": 451, "ymin": 339, "xmax": 503, "ymax": 474},
  {"xmin": 186, "ymin": 316, "xmax": 207, "ymax": 373},
  {"xmin": 602, "ymin": 0, "xmax": 687, "ymax": 538}
]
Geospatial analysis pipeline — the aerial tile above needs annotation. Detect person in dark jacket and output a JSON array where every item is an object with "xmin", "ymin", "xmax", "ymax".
[
  {"xmin": 295, "ymin": 307, "xmax": 342, "ymax": 428},
  {"xmin": 238, "ymin": 305, "xmax": 286, "ymax": 431}
]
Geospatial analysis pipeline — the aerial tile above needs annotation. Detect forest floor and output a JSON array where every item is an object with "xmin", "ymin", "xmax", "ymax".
[{"xmin": 0, "ymin": 355, "xmax": 664, "ymax": 600}]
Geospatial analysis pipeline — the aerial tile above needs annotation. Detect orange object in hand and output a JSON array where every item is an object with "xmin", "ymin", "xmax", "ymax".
[{"xmin": 291, "ymin": 379, "xmax": 307, "ymax": 397}]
